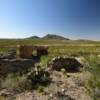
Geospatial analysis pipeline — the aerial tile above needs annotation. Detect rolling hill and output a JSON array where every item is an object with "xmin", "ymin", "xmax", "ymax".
[{"xmin": 27, "ymin": 34, "xmax": 70, "ymax": 40}]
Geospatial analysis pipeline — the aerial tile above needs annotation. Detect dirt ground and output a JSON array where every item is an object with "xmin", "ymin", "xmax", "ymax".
[{"xmin": 0, "ymin": 71, "xmax": 92, "ymax": 100}]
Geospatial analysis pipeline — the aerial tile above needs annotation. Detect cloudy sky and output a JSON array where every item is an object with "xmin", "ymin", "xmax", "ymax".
[{"xmin": 0, "ymin": 0, "xmax": 99, "ymax": 40}]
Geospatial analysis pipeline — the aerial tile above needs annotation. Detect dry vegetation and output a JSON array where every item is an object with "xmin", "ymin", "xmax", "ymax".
[{"xmin": 0, "ymin": 39, "xmax": 100, "ymax": 100}]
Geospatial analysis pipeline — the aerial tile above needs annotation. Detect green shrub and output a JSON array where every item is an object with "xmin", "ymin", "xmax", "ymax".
[{"xmin": 27, "ymin": 66, "xmax": 51, "ymax": 89}]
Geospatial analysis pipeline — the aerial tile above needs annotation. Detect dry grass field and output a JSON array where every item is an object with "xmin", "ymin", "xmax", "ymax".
[{"xmin": 0, "ymin": 39, "xmax": 100, "ymax": 100}]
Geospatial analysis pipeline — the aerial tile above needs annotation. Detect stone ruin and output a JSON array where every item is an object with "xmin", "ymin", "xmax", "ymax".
[
  {"xmin": 50, "ymin": 56, "xmax": 84, "ymax": 72},
  {"xmin": 0, "ymin": 45, "xmax": 48, "ymax": 77},
  {"xmin": 0, "ymin": 49, "xmax": 16, "ymax": 59},
  {"xmin": 36, "ymin": 46, "xmax": 48, "ymax": 56},
  {"xmin": 0, "ymin": 45, "xmax": 85, "ymax": 77},
  {"xmin": 19, "ymin": 45, "xmax": 48, "ymax": 58},
  {"xmin": 0, "ymin": 45, "xmax": 48, "ymax": 59},
  {"xmin": 19, "ymin": 45, "xmax": 33, "ymax": 58},
  {"xmin": 0, "ymin": 59, "xmax": 35, "ymax": 77}
]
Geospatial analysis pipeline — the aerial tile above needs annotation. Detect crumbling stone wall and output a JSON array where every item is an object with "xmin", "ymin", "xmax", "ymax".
[
  {"xmin": 50, "ymin": 56, "xmax": 83, "ymax": 72},
  {"xmin": 0, "ymin": 49, "xmax": 16, "ymax": 59},
  {"xmin": 19, "ymin": 45, "xmax": 48, "ymax": 58},
  {"xmin": 0, "ymin": 45, "xmax": 49, "ymax": 77},
  {"xmin": 0, "ymin": 59, "xmax": 35, "ymax": 77}
]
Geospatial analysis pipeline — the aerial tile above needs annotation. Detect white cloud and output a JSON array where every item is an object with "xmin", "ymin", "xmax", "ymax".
[{"xmin": 0, "ymin": 32, "xmax": 24, "ymax": 38}]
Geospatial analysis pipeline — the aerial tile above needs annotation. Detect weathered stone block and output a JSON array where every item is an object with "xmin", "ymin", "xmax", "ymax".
[
  {"xmin": 36, "ymin": 46, "xmax": 48, "ymax": 56},
  {"xmin": 19, "ymin": 45, "xmax": 33, "ymax": 58}
]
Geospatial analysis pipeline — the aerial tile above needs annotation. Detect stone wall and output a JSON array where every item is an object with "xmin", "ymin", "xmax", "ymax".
[
  {"xmin": 50, "ymin": 56, "xmax": 84, "ymax": 72},
  {"xmin": 0, "ymin": 59, "xmax": 35, "ymax": 77},
  {"xmin": 19, "ymin": 45, "xmax": 48, "ymax": 58},
  {"xmin": 0, "ymin": 49, "xmax": 16, "ymax": 59}
]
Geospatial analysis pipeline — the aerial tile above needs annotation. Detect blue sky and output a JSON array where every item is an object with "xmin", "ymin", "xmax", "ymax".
[{"xmin": 0, "ymin": 0, "xmax": 99, "ymax": 40}]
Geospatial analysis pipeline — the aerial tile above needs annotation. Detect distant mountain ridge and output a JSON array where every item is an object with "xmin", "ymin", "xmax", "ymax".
[
  {"xmin": 27, "ymin": 36, "xmax": 40, "ymax": 39},
  {"xmin": 27, "ymin": 34, "xmax": 70, "ymax": 40},
  {"xmin": 42, "ymin": 34, "xmax": 69, "ymax": 40}
]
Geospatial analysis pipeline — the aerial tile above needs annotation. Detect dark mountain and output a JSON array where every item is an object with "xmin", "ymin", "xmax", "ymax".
[
  {"xmin": 27, "ymin": 36, "xmax": 40, "ymax": 39},
  {"xmin": 42, "ymin": 34, "xmax": 70, "ymax": 40},
  {"xmin": 26, "ymin": 34, "xmax": 70, "ymax": 40}
]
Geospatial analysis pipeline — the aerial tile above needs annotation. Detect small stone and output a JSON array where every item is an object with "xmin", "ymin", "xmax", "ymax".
[
  {"xmin": 46, "ymin": 67, "xmax": 52, "ymax": 72},
  {"xmin": 61, "ymin": 89, "xmax": 65, "ymax": 92},
  {"xmin": 57, "ymin": 56, "xmax": 60, "ymax": 59},
  {"xmin": 54, "ymin": 97, "xmax": 57, "ymax": 100},
  {"xmin": 52, "ymin": 58, "xmax": 56, "ymax": 61},
  {"xmin": 49, "ymin": 93, "xmax": 53, "ymax": 97}
]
